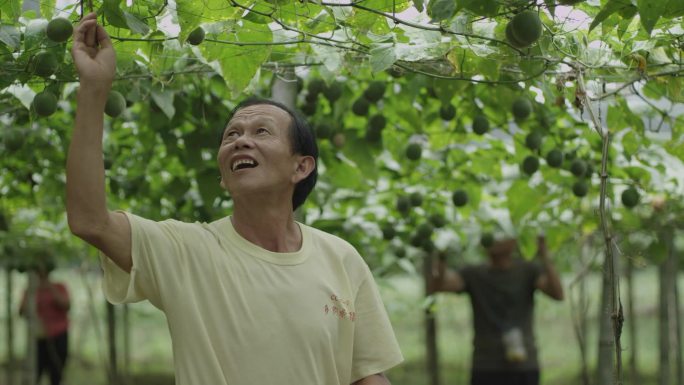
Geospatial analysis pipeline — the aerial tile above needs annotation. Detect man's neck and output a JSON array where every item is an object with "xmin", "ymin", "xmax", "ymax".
[
  {"xmin": 230, "ymin": 200, "xmax": 301, "ymax": 253},
  {"xmin": 488, "ymin": 255, "xmax": 514, "ymax": 269}
]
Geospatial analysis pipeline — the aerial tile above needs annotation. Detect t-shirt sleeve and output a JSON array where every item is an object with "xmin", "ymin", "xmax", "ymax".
[
  {"xmin": 350, "ymin": 268, "xmax": 404, "ymax": 382},
  {"xmin": 101, "ymin": 212, "xmax": 184, "ymax": 310}
]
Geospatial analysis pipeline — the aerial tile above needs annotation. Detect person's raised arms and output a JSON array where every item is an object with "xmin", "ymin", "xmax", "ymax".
[
  {"xmin": 535, "ymin": 234, "xmax": 564, "ymax": 301},
  {"xmin": 430, "ymin": 253, "xmax": 465, "ymax": 293},
  {"xmin": 66, "ymin": 12, "xmax": 132, "ymax": 272}
]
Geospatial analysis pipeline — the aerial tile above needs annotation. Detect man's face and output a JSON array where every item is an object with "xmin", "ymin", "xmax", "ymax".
[
  {"xmin": 217, "ymin": 104, "xmax": 306, "ymax": 201},
  {"xmin": 487, "ymin": 238, "xmax": 517, "ymax": 259}
]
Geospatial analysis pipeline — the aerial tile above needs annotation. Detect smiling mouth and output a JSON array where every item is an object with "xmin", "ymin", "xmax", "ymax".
[{"xmin": 231, "ymin": 158, "xmax": 258, "ymax": 171}]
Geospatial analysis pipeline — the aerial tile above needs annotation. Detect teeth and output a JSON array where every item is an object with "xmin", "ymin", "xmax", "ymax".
[{"xmin": 231, "ymin": 158, "xmax": 256, "ymax": 171}]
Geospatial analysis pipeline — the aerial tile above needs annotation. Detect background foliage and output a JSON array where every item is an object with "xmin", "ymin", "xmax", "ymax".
[{"xmin": 0, "ymin": 0, "xmax": 682, "ymax": 277}]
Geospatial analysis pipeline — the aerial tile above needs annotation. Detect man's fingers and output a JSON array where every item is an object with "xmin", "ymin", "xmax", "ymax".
[
  {"xmin": 81, "ymin": 12, "xmax": 97, "ymax": 21},
  {"xmin": 95, "ymin": 24, "xmax": 113, "ymax": 49},
  {"xmin": 73, "ymin": 19, "xmax": 96, "ymax": 44},
  {"xmin": 84, "ymin": 21, "xmax": 97, "ymax": 47}
]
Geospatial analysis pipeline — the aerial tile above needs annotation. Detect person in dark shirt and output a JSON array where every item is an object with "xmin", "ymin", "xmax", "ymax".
[{"xmin": 431, "ymin": 234, "xmax": 563, "ymax": 385}]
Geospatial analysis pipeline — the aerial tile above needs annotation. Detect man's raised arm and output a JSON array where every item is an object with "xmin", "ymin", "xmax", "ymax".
[{"xmin": 66, "ymin": 12, "xmax": 132, "ymax": 272}]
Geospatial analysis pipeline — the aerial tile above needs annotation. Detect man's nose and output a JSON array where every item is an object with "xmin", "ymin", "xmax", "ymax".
[{"xmin": 232, "ymin": 133, "xmax": 254, "ymax": 149}]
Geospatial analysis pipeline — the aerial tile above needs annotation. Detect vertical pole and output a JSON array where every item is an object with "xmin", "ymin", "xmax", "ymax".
[
  {"xmin": 6, "ymin": 267, "xmax": 15, "ymax": 385},
  {"xmin": 107, "ymin": 301, "xmax": 118, "ymax": 385},
  {"xmin": 423, "ymin": 251, "xmax": 439, "ymax": 385}
]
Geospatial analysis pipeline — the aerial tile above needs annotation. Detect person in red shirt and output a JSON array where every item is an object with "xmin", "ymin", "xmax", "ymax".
[{"xmin": 20, "ymin": 262, "xmax": 70, "ymax": 385}]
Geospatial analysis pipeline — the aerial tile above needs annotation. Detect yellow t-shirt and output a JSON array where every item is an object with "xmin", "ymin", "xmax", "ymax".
[{"xmin": 101, "ymin": 212, "xmax": 403, "ymax": 385}]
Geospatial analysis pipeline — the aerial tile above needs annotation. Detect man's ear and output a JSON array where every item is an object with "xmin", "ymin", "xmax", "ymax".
[{"xmin": 292, "ymin": 155, "xmax": 315, "ymax": 184}]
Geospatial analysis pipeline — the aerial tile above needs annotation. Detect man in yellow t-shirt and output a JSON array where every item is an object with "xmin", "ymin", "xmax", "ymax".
[{"xmin": 67, "ymin": 13, "xmax": 403, "ymax": 385}]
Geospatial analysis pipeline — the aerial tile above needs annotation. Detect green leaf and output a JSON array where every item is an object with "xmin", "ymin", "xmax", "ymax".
[
  {"xmin": 663, "ymin": 0, "xmax": 684, "ymax": 17},
  {"xmin": 427, "ymin": 0, "xmax": 456, "ymax": 22},
  {"xmin": 506, "ymin": 179, "xmax": 542, "ymax": 226},
  {"xmin": 458, "ymin": 0, "xmax": 499, "ymax": 17},
  {"xmin": 666, "ymin": 78, "xmax": 684, "ymax": 103},
  {"xmin": 623, "ymin": 166, "xmax": 651, "ymax": 184},
  {"xmin": 636, "ymin": 0, "xmax": 667, "ymax": 35},
  {"xmin": 311, "ymin": 44, "xmax": 344, "ymax": 73},
  {"xmin": 589, "ymin": 0, "xmax": 632, "ymax": 32},
  {"xmin": 23, "ymin": 19, "xmax": 48, "ymax": 53},
  {"xmin": 123, "ymin": 11, "xmax": 150, "ymax": 35},
  {"xmin": 370, "ymin": 43, "xmax": 396, "ymax": 73},
  {"xmin": 242, "ymin": 3, "xmax": 272, "ymax": 25},
  {"xmin": 0, "ymin": 0, "xmax": 22, "ymax": 22},
  {"xmin": 323, "ymin": 156, "xmax": 366, "ymax": 191},
  {"xmin": 519, "ymin": 57, "xmax": 546, "ymax": 78},
  {"xmin": 176, "ymin": 0, "xmax": 240, "ymax": 40},
  {"xmin": 0, "ymin": 25, "xmax": 20, "ymax": 50},
  {"xmin": 40, "ymin": 0, "xmax": 56, "ymax": 20},
  {"xmin": 643, "ymin": 79, "xmax": 667, "ymax": 100},
  {"xmin": 363, "ymin": 0, "xmax": 412, "ymax": 13},
  {"xmin": 413, "ymin": 0, "xmax": 425, "ymax": 12},
  {"xmin": 201, "ymin": 21, "xmax": 272, "ymax": 97},
  {"xmin": 151, "ymin": 90, "xmax": 176, "ymax": 119},
  {"xmin": 544, "ymin": 0, "xmax": 555, "ymax": 16},
  {"xmin": 348, "ymin": 11, "xmax": 390, "ymax": 35},
  {"xmin": 621, "ymin": 130, "xmax": 639, "ymax": 159},
  {"xmin": 196, "ymin": 168, "xmax": 224, "ymax": 207},
  {"xmin": 665, "ymin": 141, "xmax": 684, "ymax": 163},
  {"xmin": 517, "ymin": 226, "xmax": 537, "ymax": 260},
  {"xmin": 343, "ymin": 134, "xmax": 379, "ymax": 180},
  {"xmin": 103, "ymin": 0, "xmax": 129, "ymax": 29}
]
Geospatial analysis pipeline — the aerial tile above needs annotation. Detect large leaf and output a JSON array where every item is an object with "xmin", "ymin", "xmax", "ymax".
[
  {"xmin": 24, "ymin": 19, "xmax": 48, "ymax": 53},
  {"xmin": 0, "ymin": 25, "xmax": 20, "ymax": 50},
  {"xmin": 40, "ymin": 0, "xmax": 56, "ymax": 20},
  {"xmin": 457, "ymin": 0, "xmax": 499, "ymax": 17},
  {"xmin": 663, "ymin": 0, "xmax": 684, "ymax": 17},
  {"xmin": 103, "ymin": 0, "xmax": 129, "ymax": 29},
  {"xmin": 636, "ymin": 0, "xmax": 668, "ymax": 35},
  {"xmin": 589, "ymin": 0, "xmax": 633, "ymax": 32},
  {"xmin": 201, "ymin": 21, "xmax": 272, "ymax": 97},
  {"xmin": 123, "ymin": 11, "xmax": 150, "ymax": 35},
  {"xmin": 427, "ymin": 0, "xmax": 456, "ymax": 22},
  {"xmin": 370, "ymin": 43, "xmax": 397, "ymax": 73},
  {"xmin": 151, "ymin": 90, "xmax": 176, "ymax": 119},
  {"xmin": 506, "ymin": 179, "xmax": 543, "ymax": 226},
  {"xmin": 175, "ymin": 0, "xmax": 240, "ymax": 41},
  {"xmin": 0, "ymin": 0, "xmax": 22, "ymax": 22}
]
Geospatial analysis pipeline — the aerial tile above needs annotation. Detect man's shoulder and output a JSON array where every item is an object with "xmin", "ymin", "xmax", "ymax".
[
  {"xmin": 514, "ymin": 258, "xmax": 542, "ymax": 271},
  {"xmin": 302, "ymin": 223, "xmax": 368, "ymax": 265},
  {"xmin": 303, "ymin": 223, "xmax": 355, "ymax": 249},
  {"xmin": 460, "ymin": 263, "xmax": 486, "ymax": 274},
  {"xmin": 127, "ymin": 212, "xmax": 224, "ymax": 241}
]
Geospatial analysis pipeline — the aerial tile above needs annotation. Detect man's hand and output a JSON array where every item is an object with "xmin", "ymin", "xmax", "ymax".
[
  {"xmin": 71, "ymin": 12, "xmax": 116, "ymax": 88},
  {"xmin": 535, "ymin": 233, "xmax": 564, "ymax": 301},
  {"xmin": 536, "ymin": 234, "xmax": 548, "ymax": 261}
]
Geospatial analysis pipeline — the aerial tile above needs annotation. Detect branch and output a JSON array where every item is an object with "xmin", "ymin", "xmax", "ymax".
[
  {"xmin": 319, "ymin": 0, "xmax": 526, "ymax": 54},
  {"xmin": 590, "ymin": 69, "xmax": 684, "ymax": 101},
  {"xmin": 392, "ymin": 60, "xmax": 550, "ymax": 84},
  {"xmin": 630, "ymin": 84, "xmax": 669, "ymax": 133},
  {"xmin": 229, "ymin": 0, "xmax": 369, "ymax": 53}
]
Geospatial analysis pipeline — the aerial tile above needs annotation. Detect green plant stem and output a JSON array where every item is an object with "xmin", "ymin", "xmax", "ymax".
[{"xmin": 576, "ymin": 68, "xmax": 623, "ymax": 385}]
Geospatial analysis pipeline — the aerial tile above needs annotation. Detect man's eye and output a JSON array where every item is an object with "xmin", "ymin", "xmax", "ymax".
[
  {"xmin": 256, "ymin": 128, "xmax": 269, "ymax": 134},
  {"xmin": 224, "ymin": 131, "xmax": 239, "ymax": 139}
]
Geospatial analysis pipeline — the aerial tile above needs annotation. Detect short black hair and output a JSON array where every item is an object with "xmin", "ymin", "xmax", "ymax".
[{"xmin": 226, "ymin": 98, "xmax": 319, "ymax": 211}]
